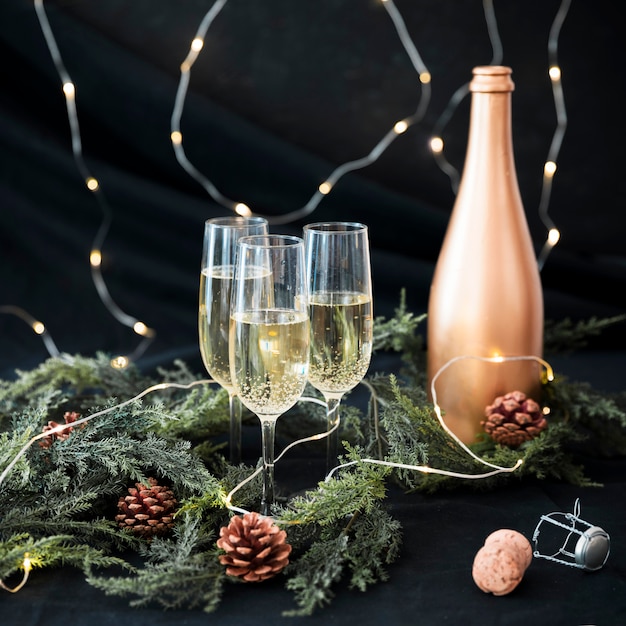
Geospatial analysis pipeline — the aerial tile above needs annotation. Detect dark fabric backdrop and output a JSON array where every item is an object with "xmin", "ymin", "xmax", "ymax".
[
  {"xmin": 1, "ymin": 2, "xmax": 626, "ymax": 625},
  {"xmin": 1, "ymin": 0, "xmax": 625, "ymax": 379}
]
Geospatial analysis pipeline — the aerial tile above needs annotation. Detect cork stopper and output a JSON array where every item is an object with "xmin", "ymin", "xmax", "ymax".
[{"xmin": 469, "ymin": 65, "xmax": 515, "ymax": 93}]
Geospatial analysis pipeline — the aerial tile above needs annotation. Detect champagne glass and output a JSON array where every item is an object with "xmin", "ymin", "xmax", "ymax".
[
  {"xmin": 199, "ymin": 216, "xmax": 268, "ymax": 464},
  {"xmin": 230, "ymin": 234, "xmax": 310, "ymax": 515},
  {"xmin": 304, "ymin": 222, "xmax": 374, "ymax": 474}
]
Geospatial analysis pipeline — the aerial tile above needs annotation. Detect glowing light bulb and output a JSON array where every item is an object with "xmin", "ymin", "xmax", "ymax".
[
  {"xmin": 110, "ymin": 355, "xmax": 129, "ymax": 369},
  {"xmin": 23, "ymin": 554, "xmax": 32, "ymax": 573},
  {"xmin": 235, "ymin": 202, "xmax": 251, "ymax": 217},
  {"xmin": 90, "ymin": 250, "xmax": 102, "ymax": 266},
  {"xmin": 86, "ymin": 177, "xmax": 99, "ymax": 191},
  {"xmin": 133, "ymin": 321, "xmax": 149, "ymax": 336},
  {"xmin": 393, "ymin": 120, "xmax": 408, "ymax": 134},
  {"xmin": 544, "ymin": 161, "xmax": 557, "ymax": 177},
  {"xmin": 419, "ymin": 71, "xmax": 431, "ymax": 84},
  {"xmin": 32, "ymin": 321, "xmax": 45, "ymax": 335},
  {"xmin": 430, "ymin": 136, "xmax": 444, "ymax": 153},
  {"xmin": 191, "ymin": 37, "xmax": 204, "ymax": 52},
  {"xmin": 492, "ymin": 353, "xmax": 504, "ymax": 363},
  {"xmin": 318, "ymin": 182, "xmax": 332, "ymax": 195},
  {"xmin": 62, "ymin": 81, "xmax": 75, "ymax": 98},
  {"xmin": 547, "ymin": 228, "xmax": 560, "ymax": 246},
  {"xmin": 549, "ymin": 65, "xmax": 561, "ymax": 81},
  {"xmin": 171, "ymin": 131, "xmax": 182, "ymax": 145}
]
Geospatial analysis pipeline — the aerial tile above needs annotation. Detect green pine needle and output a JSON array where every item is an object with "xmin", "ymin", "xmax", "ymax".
[{"xmin": 0, "ymin": 297, "xmax": 624, "ymax": 615}]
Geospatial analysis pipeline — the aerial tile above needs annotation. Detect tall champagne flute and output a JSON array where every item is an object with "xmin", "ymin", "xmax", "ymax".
[
  {"xmin": 199, "ymin": 216, "xmax": 268, "ymax": 464},
  {"xmin": 230, "ymin": 235, "xmax": 309, "ymax": 515},
  {"xmin": 304, "ymin": 222, "xmax": 373, "ymax": 474}
]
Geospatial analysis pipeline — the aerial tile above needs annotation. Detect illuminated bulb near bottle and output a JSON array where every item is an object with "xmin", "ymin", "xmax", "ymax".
[
  {"xmin": 86, "ymin": 177, "xmax": 99, "ymax": 191},
  {"xmin": 549, "ymin": 65, "xmax": 561, "ymax": 81},
  {"xmin": 430, "ymin": 136, "xmax": 444, "ymax": 153},
  {"xmin": 547, "ymin": 228, "xmax": 560, "ymax": 246},
  {"xmin": 90, "ymin": 250, "xmax": 102, "ymax": 267},
  {"xmin": 394, "ymin": 120, "xmax": 409, "ymax": 134},
  {"xmin": 318, "ymin": 182, "xmax": 332, "ymax": 195},
  {"xmin": 544, "ymin": 161, "xmax": 557, "ymax": 178},
  {"xmin": 419, "ymin": 71, "xmax": 432, "ymax": 84},
  {"xmin": 32, "ymin": 321, "xmax": 45, "ymax": 335},
  {"xmin": 62, "ymin": 81, "xmax": 75, "ymax": 99},
  {"xmin": 191, "ymin": 37, "xmax": 204, "ymax": 52},
  {"xmin": 171, "ymin": 131, "xmax": 182, "ymax": 145}
]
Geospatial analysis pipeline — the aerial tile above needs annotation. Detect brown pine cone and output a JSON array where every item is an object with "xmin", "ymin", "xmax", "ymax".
[
  {"xmin": 115, "ymin": 477, "xmax": 177, "ymax": 539},
  {"xmin": 217, "ymin": 512, "xmax": 292, "ymax": 582},
  {"xmin": 39, "ymin": 411, "xmax": 82, "ymax": 449},
  {"xmin": 482, "ymin": 390, "xmax": 547, "ymax": 447}
]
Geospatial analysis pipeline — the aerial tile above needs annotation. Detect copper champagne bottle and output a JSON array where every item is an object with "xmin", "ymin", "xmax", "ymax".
[{"xmin": 427, "ymin": 66, "xmax": 544, "ymax": 445}]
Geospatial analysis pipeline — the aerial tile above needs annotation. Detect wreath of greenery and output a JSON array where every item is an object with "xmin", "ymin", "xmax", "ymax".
[{"xmin": 1, "ymin": 294, "xmax": 625, "ymax": 615}]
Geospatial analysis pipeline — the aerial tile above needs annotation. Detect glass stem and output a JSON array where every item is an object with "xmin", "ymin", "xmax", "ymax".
[
  {"xmin": 325, "ymin": 396, "xmax": 342, "ymax": 475},
  {"xmin": 260, "ymin": 418, "xmax": 277, "ymax": 516},
  {"xmin": 228, "ymin": 393, "xmax": 242, "ymax": 465}
]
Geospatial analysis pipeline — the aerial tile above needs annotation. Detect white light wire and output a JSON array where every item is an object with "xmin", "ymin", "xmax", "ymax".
[
  {"xmin": 431, "ymin": 0, "xmax": 570, "ymax": 271},
  {"xmin": 170, "ymin": 0, "xmax": 431, "ymax": 225},
  {"xmin": 0, "ymin": 371, "xmax": 534, "ymax": 522},
  {"xmin": 430, "ymin": 0, "xmax": 502, "ymax": 194},
  {"xmin": 27, "ymin": 0, "xmax": 156, "ymax": 364},
  {"xmin": 537, "ymin": 0, "xmax": 571, "ymax": 270}
]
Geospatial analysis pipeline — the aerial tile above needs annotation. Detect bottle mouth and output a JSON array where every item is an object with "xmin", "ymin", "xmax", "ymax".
[{"xmin": 470, "ymin": 66, "xmax": 515, "ymax": 93}]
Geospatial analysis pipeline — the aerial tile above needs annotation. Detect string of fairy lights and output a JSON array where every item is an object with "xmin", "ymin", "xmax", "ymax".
[
  {"xmin": 0, "ymin": 353, "xmax": 555, "ymax": 541},
  {"xmin": 20, "ymin": 0, "xmax": 157, "ymax": 371},
  {"xmin": 429, "ymin": 0, "xmax": 503, "ymax": 193},
  {"xmin": 430, "ymin": 0, "xmax": 570, "ymax": 267},
  {"xmin": 1, "ymin": 0, "xmax": 570, "ymax": 592},
  {"xmin": 0, "ymin": 0, "xmax": 569, "ymax": 368},
  {"xmin": 170, "ymin": 0, "xmax": 431, "ymax": 226}
]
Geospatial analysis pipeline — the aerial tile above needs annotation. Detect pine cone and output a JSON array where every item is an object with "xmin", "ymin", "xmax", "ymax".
[
  {"xmin": 217, "ymin": 512, "xmax": 292, "ymax": 582},
  {"xmin": 482, "ymin": 390, "xmax": 547, "ymax": 447},
  {"xmin": 115, "ymin": 477, "xmax": 177, "ymax": 539},
  {"xmin": 39, "ymin": 411, "xmax": 82, "ymax": 449}
]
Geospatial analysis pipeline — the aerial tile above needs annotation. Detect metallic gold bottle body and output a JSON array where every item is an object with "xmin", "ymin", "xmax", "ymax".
[{"xmin": 427, "ymin": 66, "xmax": 544, "ymax": 445}]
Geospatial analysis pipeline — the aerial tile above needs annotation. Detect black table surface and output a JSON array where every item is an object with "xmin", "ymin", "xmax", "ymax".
[{"xmin": 1, "ymin": 350, "xmax": 625, "ymax": 626}]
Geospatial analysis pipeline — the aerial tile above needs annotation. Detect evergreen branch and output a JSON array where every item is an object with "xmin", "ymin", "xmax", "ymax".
[
  {"xmin": 345, "ymin": 504, "xmax": 402, "ymax": 591},
  {"xmin": 280, "ymin": 450, "xmax": 389, "ymax": 529},
  {"xmin": 283, "ymin": 534, "xmax": 349, "ymax": 616},
  {"xmin": 0, "ymin": 532, "xmax": 131, "ymax": 581},
  {"xmin": 544, "ymin": 314, "xmax": 626, "ymax": 354},
  {"xmin": 87, "ymin": 512, "xmax": 225, "ymax": 612},
  {"xmin": 372, "ymin": 289, "xmax": 426, "ymax": 354},
  {"xmin": 0, "ymin": 305, "xmax": 624, "ymax": 615}
]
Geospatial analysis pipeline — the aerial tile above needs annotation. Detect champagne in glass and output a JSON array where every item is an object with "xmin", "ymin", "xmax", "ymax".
[
  {"xmin": 199, "ymin": 216, "xmax": 268, "ymax": 464},
  {"xmin": 304, "ymin": 222, "xmax": 373, "ymax": 474},
  {"xmin": 230, "ymin": 234, "xmax": 309, "ymax": 515}
]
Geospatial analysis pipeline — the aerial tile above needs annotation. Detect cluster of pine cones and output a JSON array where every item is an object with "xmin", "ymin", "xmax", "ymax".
[{"xmin": 114, "ymin": 482, "xmax": 291, "ymax": 582}]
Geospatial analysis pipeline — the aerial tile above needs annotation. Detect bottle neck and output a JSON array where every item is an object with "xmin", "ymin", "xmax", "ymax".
[{"xmin": 463, "ymin": 90, "xmax": 515, "ymax": 177}]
